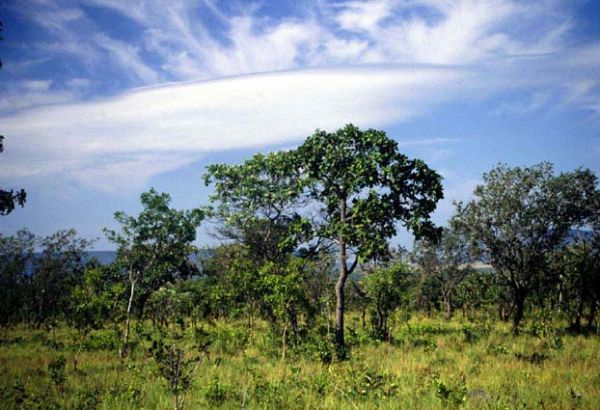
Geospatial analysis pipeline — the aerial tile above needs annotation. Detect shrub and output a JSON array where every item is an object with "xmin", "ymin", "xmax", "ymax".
[
  {"xmin": 47, "ymin": 356, "xmax": 66, "ymax": 389},
  {"xmin": 204, "ymin": 378, "xmax": 230, "ymax": 406}
]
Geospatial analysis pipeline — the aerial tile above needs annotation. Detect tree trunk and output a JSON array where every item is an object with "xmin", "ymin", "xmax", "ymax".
[
  {"xmin": 587, "ymin": 299, "xmax": 597, "ymax": 330},
  {"xmin": 443, "ymin": 292, "xmax": 453, "ymax": 320},
  {"xmin": 361, "ymin": 305, "xmax": 366, "ymax": 330},
  {"xmin": 74, "ymin": 332, "xmax": 86, "ymax": 371},
  {"xmin": 512, "ymin": 289, "xmax": 526, "ymax": 335},
  {"xmin": 281, "ymin": 325, "xmax": 287, "ymax": 361},
  {"xmin": 574, "ymin": 305, "xmax": 583, "ymax": 332},
  {"xmin": 335, "ymin": 197, "xmax": 348, "ymax": 356},
  {"xmin": 120, "ymin": 277, "xmax": 136, "ymax": 358}
]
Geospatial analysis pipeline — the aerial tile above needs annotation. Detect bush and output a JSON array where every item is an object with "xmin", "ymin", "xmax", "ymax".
[
  {"xmin": 204, "ymin": 378, "xmax": 230, "ymax": 406},
  {"xmin": 47, "ymin": 356, "xmax": 66, "ymax": 388},
  {"xmin": 428, "ymin": 373, "xmax": 468, "ymax": 408}
]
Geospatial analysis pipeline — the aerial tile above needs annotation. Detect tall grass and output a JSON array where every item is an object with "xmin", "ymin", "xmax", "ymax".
[{"xmin": 1, "ymin": 312, "xmax": 599, "ymax": 409}]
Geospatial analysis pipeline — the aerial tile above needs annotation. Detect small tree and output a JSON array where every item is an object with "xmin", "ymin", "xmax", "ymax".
[
  {"xmin": 68, "ymin": 266, "xmax": 125, "ymax": 370},
  {"xmin": 362, "ymin": 262, "xmax": 412, "ymax": 341},
  {"xmin": 456, "ymin": 163, "xmax": 598, "ymax": 333},
  {"xmin": 413, "ymin": 226, "xmax": 473, "ymax": 319},
  {"xmin": 552, "ymin": 232, "xmax": 600, "ymax": 331},
  {"xmin": 259, "ymin": 258, "xmax": 313, "ymax": 358},
  {"xmin": 104, "ymin": 188, "xmax": 204, "ymax": 357},
  {"xmin": 147, "ymin": 286, "xmax": 207, "ymax": 410},
  {"xmin": 0, "ymin": 229, "xmax": 35, "ymax": 326},
  {"xmin": 30, "ymin": 229, "xmax": 95, "ymax": 328}
]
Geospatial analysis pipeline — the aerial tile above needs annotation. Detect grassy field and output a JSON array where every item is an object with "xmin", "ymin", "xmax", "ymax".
[{"xmin": 1, "ymin": 313, "xmax": 599, "ymax": 409}]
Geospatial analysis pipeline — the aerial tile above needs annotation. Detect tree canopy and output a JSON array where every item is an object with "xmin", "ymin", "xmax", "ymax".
[{"xmin": 455, "ymin": 163, "xmax": 599, "ymax": 332}]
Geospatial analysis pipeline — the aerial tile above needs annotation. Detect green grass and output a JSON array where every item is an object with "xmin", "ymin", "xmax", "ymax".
[{"xmin": 1, "ymin": 313, "xmax": 599, "ymax": 409}]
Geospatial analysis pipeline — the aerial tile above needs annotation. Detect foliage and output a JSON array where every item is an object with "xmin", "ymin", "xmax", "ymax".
[
  {"xmin": 0, "ymin": 17, "xmax": 27, "ymax": 215},
  {"xmin": 297, "ymin": 124, "xmax": 443, "ymax": 351},
  {"xmin": 0, "ymin": 229, "xmax": 35, "ymax": 325},
  {"xmin": 0, "ymin": 147, "xmax": 27, "ymax": 215},
  {"xmin": 413, "ymin": 225, "xmax": 473, "ymax": 319},
  {"xmin": 47, "ymin": 355, "xmax": 66, "ymax": 388},
  {"xmin": 104, "ymin": 188, "xmax": 204, "ymax": 357},
  {"xmin": 204, "ymin": 151, "xmax": 310, "ymax": 263},
  {"xmin": 362, "ymin": 262, "xmax": 412, "ymax": 340},
  {"xmin": 146, "ymin": 286, "xmax": 208, "ymax": 410},
  {"xmin": 551, "ymin": 232, "xmax": 600, "ymax": 331},
  {"xmin": 67, "ymin": 265, "xmax": 125, "ymax": 369},
  {"xmin": 31, "ymin": 229, "xmax": 95, "ymax": 327},
  {"xmin": 455, "ymin": 163, "xmax": 599, "ymax": 333}
]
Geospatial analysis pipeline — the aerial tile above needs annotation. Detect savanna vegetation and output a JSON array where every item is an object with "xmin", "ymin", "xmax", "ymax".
[{"xmin": 1, "ymin": 125, "xmax": 599, "ymax": 409}]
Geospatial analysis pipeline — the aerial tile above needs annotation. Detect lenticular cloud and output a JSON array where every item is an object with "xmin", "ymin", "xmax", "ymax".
[{"xmin": 0, "ymin": 66, "xmax": 463, "ymax": 191}]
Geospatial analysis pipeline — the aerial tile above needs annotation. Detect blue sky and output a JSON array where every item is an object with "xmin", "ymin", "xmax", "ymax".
[{"xmin": 1, "ymin": 0, "xmax": 599, "ymax": 249}]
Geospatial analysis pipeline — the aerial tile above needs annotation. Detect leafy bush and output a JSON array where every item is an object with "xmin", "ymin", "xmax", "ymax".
[
  {"xmin": 362, "ymin": 262, "xmax": 412, "ymax": 341},
  {"xmin": 428, "ymin": 373, "xmax": 468, "ymax": 408},
  {"xmin": 204, "ymin": 377, "xmax": 230, "ymax": 406},
  {"xmin": 47, "ymin": 356, "xmax": 66, "ymax": 388}
]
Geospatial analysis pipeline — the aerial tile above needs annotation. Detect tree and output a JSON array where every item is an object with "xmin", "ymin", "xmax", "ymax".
[
  {"xmin": 104, "ymin": 188, "xmax": 204, "ymax": 357},
  {"xmin": 455, "ymin": 163, "xmax": 599, "ymax": 333},
  {"xmin": 0, "ymin": 229, "xmax": 35, "ymax": 325},
  {"xmin": 0, "ymin": 140, "xmax": 27, "ymax": 214},
  {"xmin": 204, "ymin": 151, "xmax": 318, "ymax": 340},
  {"xmin": 413, "ymin": 226, "xmax": 473, "ymax": 319},
  {"xmin": 552, "ymin": 231, "xmax": 600, "ymax": 331},
  {"xmin": 204, "ymin": 151, "xmax": 310, "ymax": 264},
  {"xmin": 68, "ymin": 266, "xmax": 125, "ymax": 370},
  {"xmin": 362, "ymin": 261, "xmax": 412, "ymax": 340},
  {"xmin": 146, "ymin": 286, "xmax": 207, "ymax": 410},
  {"xmin": 30, "ymin": 229, "xmax": 95, "ymax": 328},
  {"xmin": 297, "ymin": 124, "xmax": 443, "ymax": 354},
  {"xmin": 259, "ymin": 257, "xmax": 314, "ymax": 358}
]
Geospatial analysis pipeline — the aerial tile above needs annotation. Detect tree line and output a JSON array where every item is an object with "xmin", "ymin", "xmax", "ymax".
[{"xmin": 1, "ymin": 125, "xmax": 599, "ymax": 377}]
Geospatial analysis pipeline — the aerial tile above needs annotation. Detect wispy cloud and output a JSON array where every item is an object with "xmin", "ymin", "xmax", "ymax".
[
  {"xmin": 5, "ymin": 0, "xmax": 584, "ymax": 85},
  {"xmin": 493, "ymin": 91, "xmax": 552, "ymax": 116}
]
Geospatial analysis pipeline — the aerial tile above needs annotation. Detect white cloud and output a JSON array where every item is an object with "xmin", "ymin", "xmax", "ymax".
[
  {"xmin": 333, "ymin": 0, "xmax": 396, "ymax": 33},
  {"xmin": 2, "ymin": 0, "xmax": 599, "ymax": 193},
  {"xmin": 493, "ymin": 91, "xmax": 551, "ymax": 116},
  {"xmin": 0, "ymin": 80, "xmax": 82, "ymax": 113},
  {"xmin": 72, "ymin": 0, "xmax": 577, "ymax": 79},
  {"xmin": 95, "ymin": 34, "xmax": 160, "ymax": 84},
  {"xmin": 0, "ymin": 66, "xmax": 464, "ymax": 191}
]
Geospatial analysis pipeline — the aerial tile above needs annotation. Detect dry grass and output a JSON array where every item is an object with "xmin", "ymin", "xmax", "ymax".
[{"xmin": 1, "ymin": 313, "xmax": 599, "ymax": 409}]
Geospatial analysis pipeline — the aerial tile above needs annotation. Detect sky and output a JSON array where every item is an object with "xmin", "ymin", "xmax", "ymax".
[{"xmin": 0, "ymin": 0, "xmax": 599, "ymax": 250}]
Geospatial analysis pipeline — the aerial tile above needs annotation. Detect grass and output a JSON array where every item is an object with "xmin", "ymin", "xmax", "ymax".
[{"xmin": 1, "ymin": 313, "xmax": 599, "ymax": 409}]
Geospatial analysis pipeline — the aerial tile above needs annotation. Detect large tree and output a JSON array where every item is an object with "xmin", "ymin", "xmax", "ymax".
[
  {"xmin": 204, "ymin": 125, "xmax": 443, "ymax": 354},
  {"xmin": 455, "ymin": 163, "xmax": 599, "ymax": 333},
  {"xmin": 104, "ymin": 188, "xmax": 204, "ymax": 357},
  {"xmin": 297, "ymin": 124, "xmax": 443, "ymax": 353}
]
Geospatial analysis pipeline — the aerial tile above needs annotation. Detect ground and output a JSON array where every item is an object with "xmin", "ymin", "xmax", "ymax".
[{"xmin": 1, "ymin": 313, "xmax": 599, "ymax": 409}]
